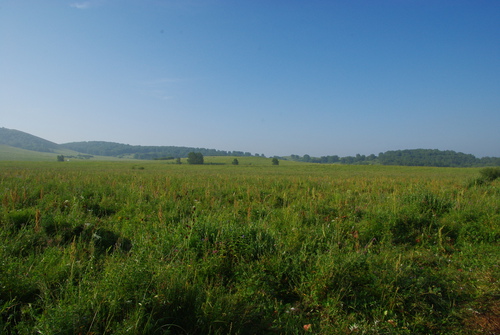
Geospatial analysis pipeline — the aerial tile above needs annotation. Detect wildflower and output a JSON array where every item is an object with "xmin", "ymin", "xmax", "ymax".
[{"xmin": 303, "ymin": 324, "xmax": 311, "ymax": 332}]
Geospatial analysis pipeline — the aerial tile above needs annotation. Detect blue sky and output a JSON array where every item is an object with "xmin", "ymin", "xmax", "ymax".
[{"xmin": 1, "ymin": 0, "xmax": 499, "ymax": 157}]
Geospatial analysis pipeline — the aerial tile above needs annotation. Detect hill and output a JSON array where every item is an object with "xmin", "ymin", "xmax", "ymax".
[
  {"xmin": 0, "ymin": 128, "xmax": 125, "ymax": 161},
  {"xmin": 0, "ymin": 127, "xmax": 244, "ymax": 161},
  {"xmin": 0, "ymin": 127, "xmax": 60, "ymax": 153}
]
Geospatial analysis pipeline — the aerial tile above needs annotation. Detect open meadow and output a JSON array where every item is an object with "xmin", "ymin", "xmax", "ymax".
[{"xmin": 1, "ymin": 159, "xmax": 499, "ymax": 334}]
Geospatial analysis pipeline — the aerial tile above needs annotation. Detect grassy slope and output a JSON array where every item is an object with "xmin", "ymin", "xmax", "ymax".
[
  {"xmin": 0, "ymin": 144, "xmax": 65, "ymax": 161},
  {"xmin": 0, "ymin": 144, "xmax": 131, "ymax": 161}
]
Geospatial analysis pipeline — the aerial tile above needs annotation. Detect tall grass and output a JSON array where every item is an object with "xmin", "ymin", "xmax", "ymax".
[{"xmin": 0, "ymin": 161, "xmax": 498, "ymax": 334}]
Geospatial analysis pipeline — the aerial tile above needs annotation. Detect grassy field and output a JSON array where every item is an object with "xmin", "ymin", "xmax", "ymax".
[
  {"xmin": 0, "ymin": 145, "xmax": 131, "ymax": 162},
  {"xmin": 1, "ymin": 160, "xmax": 499, "ymax": 334}
]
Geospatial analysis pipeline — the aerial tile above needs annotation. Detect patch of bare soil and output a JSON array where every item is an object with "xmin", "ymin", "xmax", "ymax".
[{"xmin": 464, "ymin": 298, "xmax": 500, "ymax": 334}]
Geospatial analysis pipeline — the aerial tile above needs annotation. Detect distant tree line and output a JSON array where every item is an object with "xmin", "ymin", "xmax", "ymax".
[
  {"xmin": 60, "ymin": 141, "xmax": 264, "ymax": 160},
  {"xmin": 287, "ymin": 149, "xmax": 500, "ymax": 167},
  {"xmin": 61, "ymin": 141, "xmax": 500, "ymax": 167}
]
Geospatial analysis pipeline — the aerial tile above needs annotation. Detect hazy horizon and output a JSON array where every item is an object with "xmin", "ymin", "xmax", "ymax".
[{"xmin": 1, "ymin": 1, "xmax": 499, "ymax": 158}]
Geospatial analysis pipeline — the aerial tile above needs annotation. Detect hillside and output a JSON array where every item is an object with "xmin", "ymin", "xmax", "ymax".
[
  {"xmin": 0, "ymin": 127, "xmax": 239, "ymax": 161},
  {"xmin": 0, "ymin": 128, "xmax": 122, "ymax": 161},
  {"xmin": 0, "ymin": 144, "xmax": 62, "ymax": 161},
  {"xmin": 0, "ymin": 127, "xmax": 60, "ymax": 153}
]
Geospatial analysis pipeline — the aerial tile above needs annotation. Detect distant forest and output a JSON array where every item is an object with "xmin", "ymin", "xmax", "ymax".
[
  {"xmin": 286, "ymin": 149, "xmax": 500, "ymax": 167},
  {"xmin": 60, "ymin": 141, "xmax": 263, "ymax": 160}
]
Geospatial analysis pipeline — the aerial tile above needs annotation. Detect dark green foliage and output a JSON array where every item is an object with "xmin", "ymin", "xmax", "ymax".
[
  {"xmin": 378, "ymin": 149, "xmax": 479, "ymax": 167},
  {"xmin": 153, "ymin": 156, "xmax": 174, "ymax": 160},
  {"xmin": 57, "ymin": 155, "xmax": 65, "ymax": 162},
  {"xmin": 232, "ymin": 158, "xmax": 239, "ymax": 165},
  {"xmin": 479, "ymin": 167, "xmax": 500, "ymax": 181},
  {"xmin": 467, "ymin": 167, "xmax": 500, "ymax": 187},
  {"xmin": 4, "ymin": 209, "xmax": 36, "ymax": 232},
  {"xmin": 289, "ymin": 149, "xmax": 500, "ymax": 167},
  {"xmin": 92, "ymin": 228, "xmax": 132, "ymax": 255},
  {"xmin": 60, "ymin": 140, "xmax": 252, "ymax": 159},
  {"xmin": 187, "ymin": 152, "xmax": 204, "ymax": 165},
  {"xmin": 189, "ymin": 221, "xmax": 276, "ymax": 263},
  {"xmin": 390, "ymin": 191, "xmax": 452, "ymax": 245},
  {"xmin": 272, "ymin": 157, "xmax": 279, "ymax": 165}
]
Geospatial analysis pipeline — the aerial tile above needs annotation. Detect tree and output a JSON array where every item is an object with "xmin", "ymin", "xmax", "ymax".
[
  {"xmin": 187, "ymin": 152, "xmax": 204, "ymax": 165},
  {"xmin": 272, "ymin": 158, "xmax": 279, "ymax": 165},
  {"xmin": 57, "ymin": 155, "xmax": 65, "ymax": 162},
  {"xmin": 175, "ymin": 157, "xmax": 182, "ymax": 164},
  {"xmin": 232, "ymin": 158, "xmax": 239, "ymax": 165}
]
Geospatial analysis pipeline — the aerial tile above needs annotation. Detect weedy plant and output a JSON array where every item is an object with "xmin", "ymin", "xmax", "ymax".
[{"xmin": 0, "ymin": 161, "xmax": 498, "ymax": 334}]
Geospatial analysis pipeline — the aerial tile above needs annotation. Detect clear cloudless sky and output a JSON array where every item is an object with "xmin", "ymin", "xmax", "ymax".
[{"xmin": 1, "ymin": 0, "xmax": 499, "ymax": 157}]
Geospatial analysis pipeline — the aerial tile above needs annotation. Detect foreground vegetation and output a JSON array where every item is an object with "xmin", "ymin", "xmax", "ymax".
[{"xmin": 1, "ymin": 161, "xmax": 499, "ymax": 334}]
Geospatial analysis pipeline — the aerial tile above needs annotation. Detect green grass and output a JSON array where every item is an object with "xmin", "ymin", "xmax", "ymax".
[
  {"xmin": 0, "ymin": 145, "xmax": 62, "ymax": 161},
  {"xmin": 0, "ymin": 161, "xmax": 498, "ymax": 334},
  {"xmin": 0, "ymin": 144, "xmax": 134, "ymax": 162}
]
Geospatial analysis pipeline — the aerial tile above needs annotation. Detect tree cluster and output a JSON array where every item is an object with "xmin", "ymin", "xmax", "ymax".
[
  {"xmin": 287, "ymin": 149, "xmax": 500, "ymax": 167},
  {"xmin": 187, "ymin": 152, "xmax": 204, "ymax": 165},
  {"xmin": 377, "ymin": 149, "xmax": 500, "ymax": 167}
]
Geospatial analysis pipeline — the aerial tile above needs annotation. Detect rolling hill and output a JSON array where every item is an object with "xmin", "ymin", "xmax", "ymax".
[
  {"xmin": 1, "ymin": 127, "xmax": 499, "ymax": 166},
  {"xmin": 0, "ymin": 128, "xmax": 106, "ymax": 161},
  {"xmin": 0, "ymin": 127, "xmax": 60, "ymax": 153},
  {"xmin": 0, "ymin": 127, "xmax": 255, "ymax": 161}
]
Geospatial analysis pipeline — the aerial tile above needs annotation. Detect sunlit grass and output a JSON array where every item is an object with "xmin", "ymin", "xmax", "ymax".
[{"xmin": 0, "ymin": 161, "xmax": 497, "ymax": 334}]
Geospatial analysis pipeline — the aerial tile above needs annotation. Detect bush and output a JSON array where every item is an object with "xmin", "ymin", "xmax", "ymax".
[
  {"xmin": 479, "ymin": 167, "xmax": 500, "ymax": 182},
  {"xmin": 467, "ymin": 167, "xmax": 500, "ymax": 187}
]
